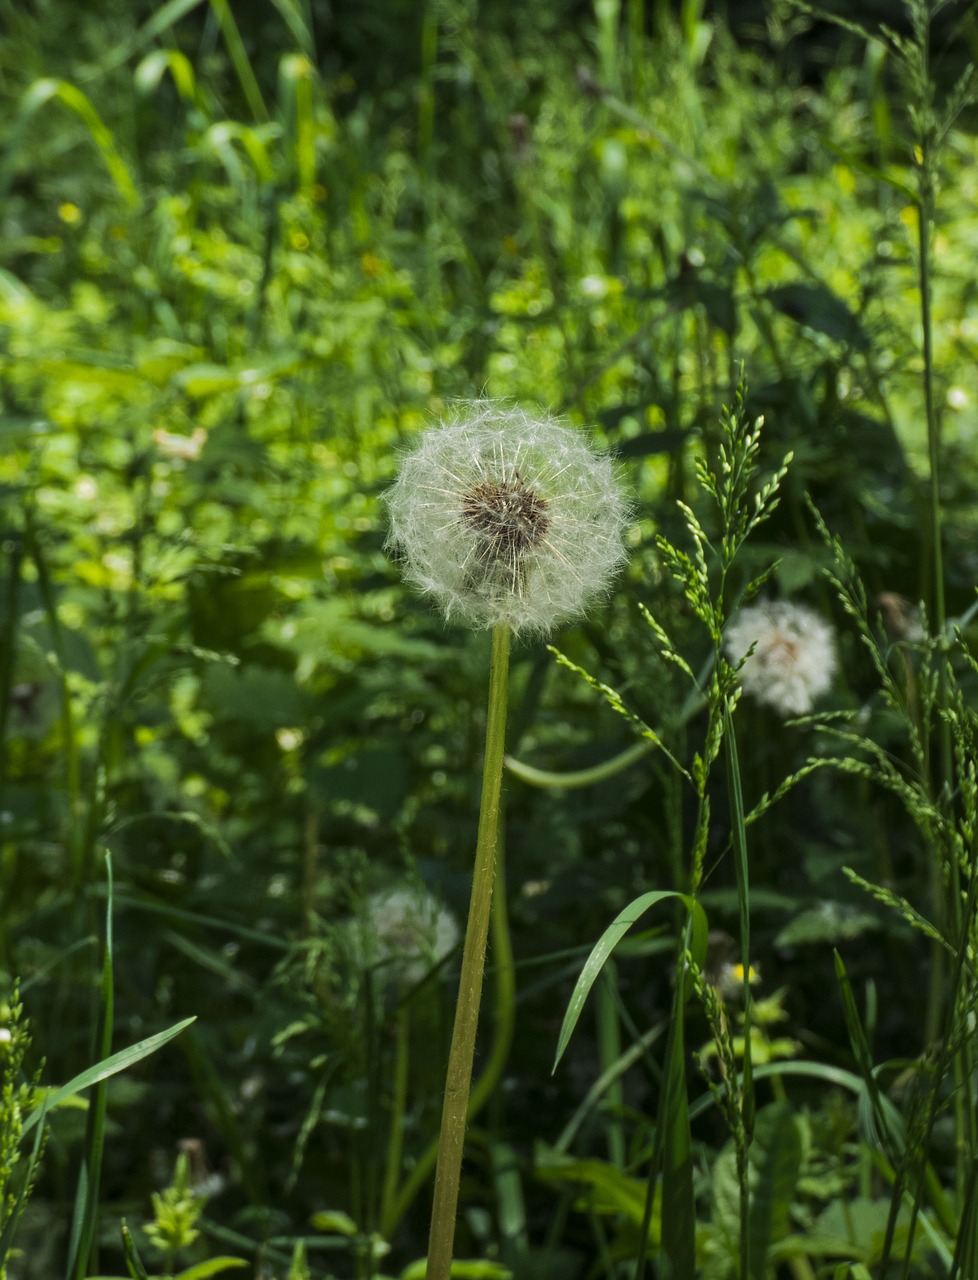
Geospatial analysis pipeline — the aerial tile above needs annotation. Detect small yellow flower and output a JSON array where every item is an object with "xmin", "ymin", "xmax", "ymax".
[{"xmin": 58, "ymin": 202, "xmax": 82, "ymax": 225}]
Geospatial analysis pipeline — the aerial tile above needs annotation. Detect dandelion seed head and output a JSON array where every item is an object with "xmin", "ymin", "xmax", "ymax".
[
  {"xmin": 354, "ymin": 885, "xmax": 460, "ymax": 988},
  {"xmin": 723, "ymin": 600, "xmax": 837, "ymax": 717},
  {"xmin": 384, "ymin": 401, "xmax": 629, "ymax": 635}
]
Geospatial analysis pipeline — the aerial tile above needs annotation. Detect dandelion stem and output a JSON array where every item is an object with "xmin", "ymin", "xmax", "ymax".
[{"xmin": 426, "ymin": 624, "xmax": 510, "ymax": 1280}]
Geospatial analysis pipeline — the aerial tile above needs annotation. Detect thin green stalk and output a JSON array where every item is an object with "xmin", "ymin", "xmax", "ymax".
[
  {"xmin": 0, "ymin": 535, "xmax": 23, "ymax": 800},
  {"xmin": 723, "ymin": 701, "xmax": 754, "ymax": 1139},
  {"xmin": 914, "ymin": 67, "xmax": 959, "ymax": 1199},
  {"xmin": 381, "ymin": 1007, "xmax": 411, "ymax": 1234},
  {"xmin": 426, "ymin": 624, "xmax": 510, "ymax": 1280},
  {"xmin": 208, "ymin": 0, "xmax": 269, "ymax": 122},
  {"xmin": 723, "ymin": 701, "xmax": 754, "ymax": 1280},
  {"xmin": 917, "ymin": 135, "xmax": 945, "ymax": 651},
  {"xmin": 383, "ymin": 798, "xmax": 516, "ymax": 1236},
  {"xmin": 596, "ymin": 964, "xmax": 626, "ymax": 1170},
  {"xmin": 65, "ymin": 851, "xmax": 114, "ymax": 1280},
  {"xmin": 465, "ymin": 813, "xmax": 516, "ymax": 1122},
  {"xmin": 505, "ymin": 739, "xmax": 653, "ymax": 789},
  {"xmin": 120, "ymin": 1221, "xmax": 150, "ymax": 1280},
  {"xmin": 23, "ymin": 518, "xmax": 81, "ymax": 881}
]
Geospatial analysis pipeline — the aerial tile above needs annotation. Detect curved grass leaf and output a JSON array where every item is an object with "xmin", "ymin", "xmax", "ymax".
[
  {"xmin": 22, "ymin": 1017, "xmax": 196, "ymax": 1138},
  {"xmin": 4, "ymin": 79, "xmax": 138, "ymax": 205},
  {"xmin": 552, "ymin": 891, "xmax": 707, "ymax": 1071},
  {"xmin": 134, "ymin": 49, "xmax": 198, "ymax": 102},
  {"xmin": 175, "ymin": 1261, "xmax": 249, "ymax": 1279}
]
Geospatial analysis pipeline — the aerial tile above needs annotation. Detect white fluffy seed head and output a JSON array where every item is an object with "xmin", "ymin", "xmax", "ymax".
[
  {"xmin": 384, "ymin": 402, "xmax": 629, "ymax": 635},
  {"xmin": 723, "ymin": 600, "xmax": 838, "ymax": 717},
  {"xmin": 353, "ymin": 886, "xmax": 460, "ymax": 988}
]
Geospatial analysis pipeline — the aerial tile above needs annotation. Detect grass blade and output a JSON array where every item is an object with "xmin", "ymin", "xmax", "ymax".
[
  {"xmin": 2, "ymin": 79, "xmax": 138, "ymax": 205},
  {"xmin": 120, "ymin": 1218, "xmax": 151, "ymax": 1279},
  {"xmin": 723, "ymin": 701, "xmax": 754, "ymax": 1138},
  {"xmin": 209, "ymin": 0, "xmax": 269, "ymax": 122},
  {"xmin": 553, "ymin": 890, "xmax": 707, "ymax": 1071},
  {"xmin": 22, "ymin": 1018, "xmax": 197, "ymax": 1138}
]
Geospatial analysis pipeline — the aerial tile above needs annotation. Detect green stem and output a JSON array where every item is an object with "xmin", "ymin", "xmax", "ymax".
[
  {"xmin": 0, "ymin": 535, "xmax": 22, "ymax": 800},
  {"xmin": 24, "ymin": 517, "xmax": 81, "ymax": 882},
  {"xmin": 723, "ymin": 701, "xmax": 754, "ymax": 1279},
  {"xmin": 382, "ymin": 808, "xmax": 516, "ymax": 1235},
  {"xmin": 505, "ymin": 739, "xmax": 653, "ymax": 789},
  {"xmin": 425, "ymin": 625, "xmax": 510, "ymax": 1280},
  {"xmin": 66, "ymin": 851, "xmax": 114, "ymax": 1280},
  {"xmin": 917, "ymin": 112, "xmax": 958, "ymax": 1075},
  {"xmin": 918, "ymin": 147, "xmax": 944, "ymax": 645},
  {"xmin": 381, "ymin": 1008, "xmax": 411, "ymax": 1234},
  {"xmin": 418, "ymin": 2, "xmax": 437, "ymax": 165},
  {"xmin": 596, "ymin": 964, "xmax": 626, "ymax": 1170}
]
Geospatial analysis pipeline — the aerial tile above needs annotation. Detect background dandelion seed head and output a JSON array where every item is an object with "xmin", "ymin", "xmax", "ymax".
[{"xmin": 724, "ymin": 600, "xmax": 838, "ymax": 717}]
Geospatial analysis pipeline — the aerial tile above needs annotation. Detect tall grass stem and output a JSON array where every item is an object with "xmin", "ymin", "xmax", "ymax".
[{"xmin": 65, "ymin": 851, "xmax": 114, "ymax": 1280}]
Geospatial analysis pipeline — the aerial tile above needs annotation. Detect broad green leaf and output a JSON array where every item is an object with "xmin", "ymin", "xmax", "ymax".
[
  {"xmin": 764, "ymin": 283, "xmax": 867, "ymax": 349},
  {"xmin": 774, "ymin": 903, "xmax": 880, "ymax": 948},
  {"xmin": 534, "ymin": 1150, "xmax": 660, "ymax": 1237}
]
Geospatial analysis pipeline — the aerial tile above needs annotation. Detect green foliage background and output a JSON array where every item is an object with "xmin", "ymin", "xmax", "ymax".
[{"xmin": 3, "ymin": 0, "xmax": 978, "ymax": 1275}]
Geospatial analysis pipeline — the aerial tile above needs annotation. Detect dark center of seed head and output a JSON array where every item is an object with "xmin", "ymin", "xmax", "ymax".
[{"xmin": 460, "ymin": 476, "xmax": 550, "ymax": 563}]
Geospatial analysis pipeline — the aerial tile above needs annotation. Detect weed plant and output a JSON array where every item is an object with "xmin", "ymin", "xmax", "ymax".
[{"xmin": 2, "ymin": 0, "xmax": 978, "ymax": 1276}]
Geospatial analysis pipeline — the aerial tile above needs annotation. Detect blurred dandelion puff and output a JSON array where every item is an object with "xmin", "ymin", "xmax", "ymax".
[
  {"xmin": 383, "ymin": 402, "xmax": 629, "ymax": 636},
  {"xmin": 354, "ymin": 886, "xmax": 460, "ymax": 989},
  {"xmin": 724, "ymin": 600, "xmax": 837, "ymax": 717}
]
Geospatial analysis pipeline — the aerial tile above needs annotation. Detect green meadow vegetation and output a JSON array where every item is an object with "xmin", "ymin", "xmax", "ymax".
[{"xmin": 3, "ymin": 0, "xmax": 978, "ymax": 1276}]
